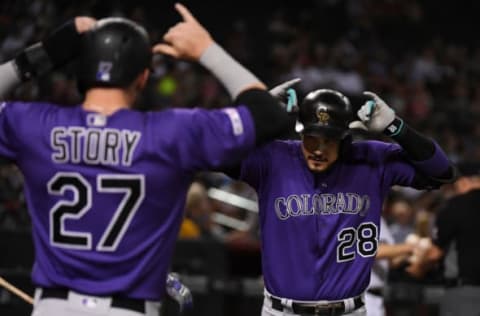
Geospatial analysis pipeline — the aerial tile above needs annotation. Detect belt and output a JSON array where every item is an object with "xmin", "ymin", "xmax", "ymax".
[
  {"xmin": 367, "ymin": 288, "xmax": 384, "ymax": 298},
  {"xmin": 446, "ymin": 278, "xmax": 480, "ymax": 288},
  {"xmin": 269, "ymin": 295, "xmax": 364, "ymax": 316},
  {"xmin": 40, "ymin": 288, "xmax": 145, "ymax": 314}
]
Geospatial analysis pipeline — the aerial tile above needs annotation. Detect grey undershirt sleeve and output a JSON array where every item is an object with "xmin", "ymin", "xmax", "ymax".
[
  {"xmin": 199, "ymin": 42, "xmax": 261, "ymax": 99},
  {"xmin": 0, "ymin": 61, "xmax": 21, "ymax": 99}
]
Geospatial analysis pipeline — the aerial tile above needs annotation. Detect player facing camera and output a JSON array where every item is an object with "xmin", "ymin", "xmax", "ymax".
[{"xmin": 298, "ymin": 89, "xmax": 353, "ymax": 173}]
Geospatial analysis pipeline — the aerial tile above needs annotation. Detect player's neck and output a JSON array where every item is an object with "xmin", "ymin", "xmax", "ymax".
[{"xmin": 83, "ymin": 88, "xmax": 135, "ymax": 115}]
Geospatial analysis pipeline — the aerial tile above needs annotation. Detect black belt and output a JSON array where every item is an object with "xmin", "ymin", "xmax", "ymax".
[
  {"xmin": 367, "ymin": 288, "xmax": 384, "ymax": 298},
  {"xmin": 269, "ymin": 295, "xmax": 364, "ymax": 316},
  {"xmin": 445, "ymin": 278, "xmax": 480, "ymax": 288},
  {"xmin": 40, "ymin": 288, "xmax": 145, "ymax": 314}
]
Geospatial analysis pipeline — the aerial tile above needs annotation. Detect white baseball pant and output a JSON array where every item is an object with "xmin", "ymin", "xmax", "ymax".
[{"xmin": 31, "ymin": 288, "xmax": 161, "ymax": 316}]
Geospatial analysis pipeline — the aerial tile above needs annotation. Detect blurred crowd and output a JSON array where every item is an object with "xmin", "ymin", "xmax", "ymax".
[{"xmin": 0, "ymin": 0, "xmax": 479, "ymax": 285}]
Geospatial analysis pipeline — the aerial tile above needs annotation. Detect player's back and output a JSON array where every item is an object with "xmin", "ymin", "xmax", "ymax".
[{"xmin": 1, "ymin": 100, "xmax": 255, "ymax": 300}]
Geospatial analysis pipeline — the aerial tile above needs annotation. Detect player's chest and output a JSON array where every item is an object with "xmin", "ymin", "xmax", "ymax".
[{"xmin": 262, "ymin": 168, "xmax": 382, "ymax": 220}]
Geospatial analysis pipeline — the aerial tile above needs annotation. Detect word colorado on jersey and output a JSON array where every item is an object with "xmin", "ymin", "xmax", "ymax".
[{"xmin": 274, "ymin": 193, "xmax": 371, "ymax": 220}]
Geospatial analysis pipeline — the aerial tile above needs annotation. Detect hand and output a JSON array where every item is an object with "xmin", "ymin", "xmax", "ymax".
[
  {"xmin": 348, "ymin": 91, "xmax": 395, "ymax": 133},
  {"xmin": 269, "ymin": 78, "xmax": 301, "ymax": 113},
  {"xmin": 406, "ymin": 235, "xmax": 432, "ymax": 264},
  {"xmin": 166, "ymin": 273, "xmax": 193, "ymax": 312},
  {"xmin": 74, "ymin": 17, "xmax": 97, "ymax": 34},
  {"xmin": 153, "ymin": 3, "xmax": 213, "ymax": 61}
]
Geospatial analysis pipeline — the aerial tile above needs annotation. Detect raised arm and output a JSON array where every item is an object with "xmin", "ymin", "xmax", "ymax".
[
  {"xmin": 153, "ymin": 3, "xmax": 293, "ymax": 146},
  {"xmin": 0, "ymin": 17, "xmax": 96, "ymax": 99},
  {"xmin": 350, "ymin": 91, "xmax": 456, "ymax": 189}
]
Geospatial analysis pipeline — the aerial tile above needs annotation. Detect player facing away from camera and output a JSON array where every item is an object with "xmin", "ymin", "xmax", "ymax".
[
  {"xmin": 223, "ymin": 87, "xmax": 456, "ymax": 315},
  {"xmin": 0, "ymin": 4, "xmax": 294, "ymax": 316}
]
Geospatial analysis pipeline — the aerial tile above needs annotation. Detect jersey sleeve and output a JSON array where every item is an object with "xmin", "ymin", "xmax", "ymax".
[
  {"xmin": 170, "ymin": 105, "xmax": 256, "ymax": 171},
  {"xmin": 238, "ymin": 144, "xmax": 271, "ymax": 191},
  {"xmin": 381, "ymin": 143, "xmax": 417, "ymax": 187},
  {"xmin": 0, "ymin": 101, "xmax": 23, "ymax": 160},
  {"xmin": 381, "ymin": 141, "xmax": 453, "ymax": 190}
]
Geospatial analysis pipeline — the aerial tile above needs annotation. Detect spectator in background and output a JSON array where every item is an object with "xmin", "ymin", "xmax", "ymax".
[
  {"xmin": 366, "ymin": 217, "xmax": 411, "ymax": 316},
  {"xmin": 366, "ymin": 216, "xmax": 432, "ymax": 316},
  {"xmin": 179, "ymin": 182, "xmax": 225, "ymax": 241},
  {"xmin": 411, "ymin": 162, "xmax": 480, "ymax": 316},
  {"xmin": 388, "ymin": 197, "xmax": 416, "ymax": 244}
]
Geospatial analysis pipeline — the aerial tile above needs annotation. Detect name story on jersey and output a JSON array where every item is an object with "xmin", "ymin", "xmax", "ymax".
[{"xmin": 50, "ymin": 126, "xmax": 141, "ymax": 166}]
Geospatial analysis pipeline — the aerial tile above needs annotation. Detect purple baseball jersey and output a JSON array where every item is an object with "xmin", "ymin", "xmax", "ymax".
[
  {"xmin": 0, "ymin": 101, "xmax": 255, "ymax": 300},
  {"xmin": 239, "ymin": 139, "xmax": 449, "ymax": 300}
]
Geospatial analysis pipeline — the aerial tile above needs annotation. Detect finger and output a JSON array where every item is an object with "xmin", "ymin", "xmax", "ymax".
[
  {"xmin": 282, "ymin": 78, "xmax": 301, "ymax": 88},
  {"xmin": 357, "ymin": 105, "xmax": 370, "ymax": 122},
  {"xmin": 152, "ymin": 43, "xmax": 179, "ymax": 58},
  {"xmin": 365, "ymin": 100, "xmax": 376, "ymax": 118},
  {"xmin": 363, "ymin": 91, "xmax": 379, "ymax": 100},
  {"xmin": 295, "ymin": 121, "xmax": 304, "ymax": 133},
  {"xmin": 163, "ymin": 31, "xmax": 174, "ymax": 44},
  {"xmin": 348, "ymin": 121, "xmax": 368, "ymax": 130},
  {"xmin": 269, "ymin": 78, "xmax": 301, "ymax": 97},
  {"xmin": 286, "ymin": 88, "xmax": 298, "ymax": 112},
  {"xmin": 175, "ymin": 3, "xmax": 198, "ymax": 23},
  {"xmin": 75, "ymin": 17, "xmax": 97, "ymax": 33}
]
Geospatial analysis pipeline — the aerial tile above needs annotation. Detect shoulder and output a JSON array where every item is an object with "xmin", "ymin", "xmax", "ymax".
[
  {"xmin": 143, "ymin": 108, "xmax": 193, "ymax": 126},
  {"xmin": 242, "ymin": 139, "xmax": 300, "ymax": 166},
  {"xmin": 145, "ymin": 107, "xmax": 235, "ymax": 124},
  {"xmin": 347, "ymin": 140, "xmax": 402, "ymax": 163},
  {"xmin": 0, "ymin": 100, "xmax": 69, "ymax": 117},
  {"xmin": 257, "ymin": 139, "xmax": 301, "ymax": 155}
]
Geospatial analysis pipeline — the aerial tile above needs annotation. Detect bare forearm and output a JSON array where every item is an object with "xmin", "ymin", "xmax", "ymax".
[{"xmin": 376, "ymin": 243, "xmax": 413, "ymax": 260}]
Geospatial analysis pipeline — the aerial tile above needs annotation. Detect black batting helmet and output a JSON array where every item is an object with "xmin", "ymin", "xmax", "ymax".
[
  {"xmin": 76, "ymin": 17, "xmax": 152, "ymax": 92},
  {"xmin": 299, "ymin": 89, "xmax": 352, "ymax": 138}
]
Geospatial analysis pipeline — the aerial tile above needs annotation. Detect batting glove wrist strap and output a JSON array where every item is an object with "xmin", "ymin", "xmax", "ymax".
[
  {"xmin": 13, "ymin": 43, "xmax": 52, "ymax": 81},
  {"xmin": 383, "ymin": 117, "xmax": 404, "ymax": 137},
  {"xmin": 14, "ymin": 20, "xmax": 81, "ymax": 81}
]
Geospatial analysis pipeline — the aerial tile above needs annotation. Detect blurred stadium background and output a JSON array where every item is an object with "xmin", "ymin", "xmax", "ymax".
[{"xmin": 1, "ymin": 0, "xmax": 479, "ymax": 315}]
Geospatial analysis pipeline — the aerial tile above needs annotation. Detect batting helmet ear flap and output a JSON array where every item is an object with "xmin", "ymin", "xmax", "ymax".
[{"xmin": 299, "ymin": 89, "xmax": 353, "ymax": 138}]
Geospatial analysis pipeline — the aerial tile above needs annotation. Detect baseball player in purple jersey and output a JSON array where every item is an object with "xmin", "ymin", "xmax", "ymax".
[
  {"xmin": 224, "ymin": 87, "xmax": 455, "ymax": 315},
  {"xmin": 0, "ymin": 4, "xmax": 294, "ymax": 316}
]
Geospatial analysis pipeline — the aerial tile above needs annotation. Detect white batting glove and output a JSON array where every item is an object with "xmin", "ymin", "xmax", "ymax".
[
  {"xmin": 269, "ymin": 78, "xmax": 301, "ymax": 113},
  {"xmin": 348, "ymin": 91, "xmax": 396, "ymax": 133},
  {"xmin": 269, "ymin": 78, "xmax": 304, "ymax": 132},
  {"xmin": 166, "ymin": 273, "xmax": 193, "ymax": 312}
]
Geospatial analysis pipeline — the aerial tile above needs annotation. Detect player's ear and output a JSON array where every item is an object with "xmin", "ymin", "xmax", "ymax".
[
  {"xmin": 132, "ymin": 68, "xmax": 150, "ymax": 91},
  {"xmin": 136, "ymin": 69, "xmax": 150, "ymax": 90}
]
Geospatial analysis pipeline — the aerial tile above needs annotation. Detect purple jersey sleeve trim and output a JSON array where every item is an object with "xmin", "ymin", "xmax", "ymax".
[{"xmin": 409, "ymin": 141, "xmax": 451, "ymax": 177}]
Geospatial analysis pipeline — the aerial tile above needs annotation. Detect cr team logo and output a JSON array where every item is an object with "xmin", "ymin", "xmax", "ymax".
[{"xmin": 316, "ymin": 105, "xmax": 330, "ymax": 125}]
